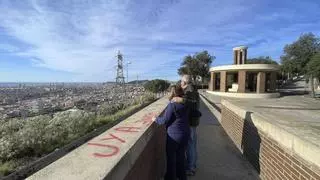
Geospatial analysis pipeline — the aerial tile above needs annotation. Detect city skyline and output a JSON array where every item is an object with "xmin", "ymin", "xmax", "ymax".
[{"xmin": 0, "ymin": 0, "xmax": 320, "ymax": 82}]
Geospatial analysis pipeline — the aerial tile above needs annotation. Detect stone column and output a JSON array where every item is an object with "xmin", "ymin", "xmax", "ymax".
[
  {"xmin": 238, "ymin": 70, "xmax": 246, "ymax": 93},
  {"xmin": 209, "ymin": 72, "xmax": 213, "ymax": 91},
  {"xmin": 237, "ymin": 50, "xmax": 241, "ymax": 64},
  {"xmin": 209, "ymin": 72, "xmax": 216, "ymax": 91},
  {"xmin": 257, "ymin": 72, "xmax": 266, "ymax": 93},
  {"xmin": 233, "ymin": 51, "xmax": 237, "ymax": 64},
  {"xmin": 242, "ymin": 50, "xmax": 246, "ymax": 64},
  {"xmin": 269, "ymin": 72, "xmax": 277, "ymax": 91},
  {"xmin": 220, "ymin": 71, "xmax": 227, "ymax": 92},
  {"xmin": 244, "ymin": 49, "xmax": 247, "ymax": 64}
]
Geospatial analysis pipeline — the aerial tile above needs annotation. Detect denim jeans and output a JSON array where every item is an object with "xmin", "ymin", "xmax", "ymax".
[
  {"xmin": 165, "ymin": 135, "xmax": 187, "ymax": 180},
  {"xmin": 186, "ymin": 127, "xmax": 197, "ymax": 171}
]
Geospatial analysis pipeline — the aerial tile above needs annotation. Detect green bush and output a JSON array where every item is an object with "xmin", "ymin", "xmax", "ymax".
[
  {"xmin": 0, "ymin": 111, "xmax": 96, "ymax": 160},
  {"xmin": 144, "ymin": 79, "xmax": 170, "ymax": 93},
  {"xmin": 0, "ymin": 160, "xmax": 16, "ymax": 177}
]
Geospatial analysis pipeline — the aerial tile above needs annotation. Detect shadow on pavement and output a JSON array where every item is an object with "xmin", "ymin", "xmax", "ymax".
[{"xmin": 241, "ymin": 112, "xmax": 261, "ymax": 174}]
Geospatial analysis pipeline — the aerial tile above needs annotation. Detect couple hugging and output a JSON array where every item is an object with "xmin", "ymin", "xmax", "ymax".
[{"xmin": 152, "ymin": 75, "xmax": 201, "ymax": 180}]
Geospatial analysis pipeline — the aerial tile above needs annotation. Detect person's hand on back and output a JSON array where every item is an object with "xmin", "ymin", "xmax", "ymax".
[
  {"xmin": 172, "ymin": 97, "xmax": 184, "ymax": 103},
  {"xmin": 152, "ymin": 110, "xmax": 163, "ymax": 122},
  {"xmin": 152, "ymin": 116, "xmax": 157, "ymax": 122}
]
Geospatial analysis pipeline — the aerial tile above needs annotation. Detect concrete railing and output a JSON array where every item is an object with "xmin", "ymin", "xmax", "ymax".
[
  {"xmin": 219, "ymin": 99, "xmax": 320, "ymax": 180},
  {"xmin": 26, "ymin": 98, "xmax": 169, "ymax": 180}
]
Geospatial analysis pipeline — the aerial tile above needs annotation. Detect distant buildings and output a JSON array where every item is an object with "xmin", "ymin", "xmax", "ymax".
[{"xmin": 0, "ymin": 84, "xmax": 146, "ymax": 120}]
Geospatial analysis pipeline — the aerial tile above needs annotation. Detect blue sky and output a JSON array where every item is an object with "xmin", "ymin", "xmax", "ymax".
[{"xmin": 0, "ymin": 0, "xmax": 320, "ymax": 82}]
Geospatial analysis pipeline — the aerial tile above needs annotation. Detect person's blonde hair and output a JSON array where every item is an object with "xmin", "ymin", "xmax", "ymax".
[{"xmin": 169, "ymin": 85, "xmax": 184, "ymax": 100}]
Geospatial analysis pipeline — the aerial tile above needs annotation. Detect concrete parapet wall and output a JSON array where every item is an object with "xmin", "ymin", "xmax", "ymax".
[
  {"xmin": 123, "ymin": 126, "xmax": 165, "ymax": 180},
  {"xmin": 26, "ymin": 98, "xmax": 168, "ymax": 180},
  {"xmin": 206, "ymin": 90, "xmax": 280, "ymax": 98},
  {"xmin": 220, "ymin": 100, "xmax": 320, "ymax": 180}
]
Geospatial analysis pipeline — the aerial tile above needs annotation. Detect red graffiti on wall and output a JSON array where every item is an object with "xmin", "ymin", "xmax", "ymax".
[
  {"xmin": 135, "ymin": 112, "xmax": 157, "ymax": 126},
  {"xmin": 114, "ymin": 126, "xmax": 141, "ymax": 133},
  {"xmin": 87, "ymin": 143, "xmax": 120, "ymax": 157},
  {"xmin": 87, "ymin": 111, "xmax": 158, "ymax": 158},
  {"xmin": 100, "ymin": 133, "xmax": 126, "ymax": 143}
]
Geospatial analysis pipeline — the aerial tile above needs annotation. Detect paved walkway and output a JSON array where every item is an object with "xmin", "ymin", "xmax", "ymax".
[{"xmin": 189, "ymin": 100, "xmax": 259, "ymax": 180}]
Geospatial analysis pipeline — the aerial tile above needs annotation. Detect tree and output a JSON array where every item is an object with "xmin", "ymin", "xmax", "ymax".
[
  {"xmin": 307, "ymin": 53, "xmax": 320, "ymax": 97},
  {"xmin": 178, "ymin": 51, "xmax": 214, "ymax": 84},
  {"xmin": 144, "ymin": 79, "xmax": 170, "ymax": 93},
  {"xmin": 280, "ymin": 33, "xmax": 320, "ymax": 77},
  {"xmin": 246, "ymin": 56, "xmax": 278, "ymax": 64}
]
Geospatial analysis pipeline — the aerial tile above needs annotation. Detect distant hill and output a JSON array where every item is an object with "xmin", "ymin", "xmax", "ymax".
[
  {"xmin": 104, "ymin": 79, "xmax": 176, "ymax": 85},
  {"xmin": 103, "ymin": 81, "xmax": 116, "ymax": 84},
  {"xmin": 127, "ymin": 80, "xmax": 149, "ymax": 84}
]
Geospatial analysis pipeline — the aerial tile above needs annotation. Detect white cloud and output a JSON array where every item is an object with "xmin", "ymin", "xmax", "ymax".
[
  {"xmin": 0, "ymin": 0, "xmax": 187, "ymax": 81},
  {"xmin": 0, "ymin": 43, "xmax": 19, "ymax": 52},
  {"xmin": 0, "ymin": 0, "xmax": 319, "ymax": 81},
  {"xmin": 0, "ymin": 1, "xmax": 135, "ymax": 71}
]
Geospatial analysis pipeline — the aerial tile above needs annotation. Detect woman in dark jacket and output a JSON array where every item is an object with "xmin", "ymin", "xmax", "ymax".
[{"xmin": 152, "ymin": 85, "xmax": 190, "ymax": 180}]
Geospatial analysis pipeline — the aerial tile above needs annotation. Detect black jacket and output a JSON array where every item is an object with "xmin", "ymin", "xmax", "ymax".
[{"xmin": 183, "ymin": 84, "xmax": 201, "ymax": 127}]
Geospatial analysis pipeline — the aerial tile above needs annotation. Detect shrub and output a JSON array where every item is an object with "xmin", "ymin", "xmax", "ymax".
[
  {"xmin": 144, "ymin": 79, "xmax": 170, "ymax": 93},
  {"xmin": 0, "ymin": 160, "xmax": 16, "ymax": 177}
]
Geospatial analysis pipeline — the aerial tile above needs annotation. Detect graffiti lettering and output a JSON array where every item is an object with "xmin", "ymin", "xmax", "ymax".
[
  {"xmin": 87, "ymin": 143, "xmax": 120, "ymax": 157},
  {"xmin": 100, "ymin": 133, "xmax": 126, "ymax": 143},
  {"xmin": 114, "ymin": 126, "xmax": 141, "ymax": 133},
  {"xmin": 88, "ymin": 111, "xmax": 160, "ymax": 158},
  {"xmin": 135, "ymin": 112, "xmax": 157, "ymax": 126}
]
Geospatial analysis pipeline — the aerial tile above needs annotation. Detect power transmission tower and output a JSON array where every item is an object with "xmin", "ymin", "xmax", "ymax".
[
  {"xmin": 136, "ymin": 74, "xmax": 139, "ymax": 86},
  {"xmin": 115, "ymin": 51, "xmax": 125, "ymax": 85}
]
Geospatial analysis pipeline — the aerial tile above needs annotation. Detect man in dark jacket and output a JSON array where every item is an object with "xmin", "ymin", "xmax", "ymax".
[{"xmin": 173, "ymin": 75, "xmax": 200, "ymax": 176}]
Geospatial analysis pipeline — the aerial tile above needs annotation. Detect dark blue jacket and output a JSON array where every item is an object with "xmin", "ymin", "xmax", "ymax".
[{"xmin": 156, "ymin": 102, "xmax": 190, "ymax": 143}]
